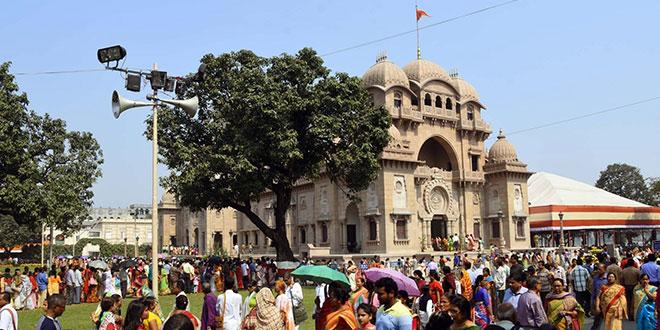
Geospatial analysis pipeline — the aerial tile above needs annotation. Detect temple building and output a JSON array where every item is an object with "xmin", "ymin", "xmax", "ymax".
[
  {"xmin": 235, "ymin": 54, "xmax": 534, "ymax": 257},
  {"xmin": 158, "ymin": 191, "xmax": 238, "ymax": 255}
]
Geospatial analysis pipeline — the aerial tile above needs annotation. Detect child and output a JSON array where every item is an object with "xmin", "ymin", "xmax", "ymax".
[
  {"xmin": 355, "ymin": 303, "xmax": 375, "ymax": 330},
  {"xmin": 192, "ymin": 272, "xmax": 200, "ymax": 293},
  {"xmin": 97, "ymin": 297, "xmax": 118, "ymax": 330}
]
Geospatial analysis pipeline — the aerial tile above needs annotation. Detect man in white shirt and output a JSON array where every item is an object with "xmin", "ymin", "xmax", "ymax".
[
  {"xmin": 0, "ymin": 292, "xmax": 18, "ymax": 330},
  {"xmin": 74, "ymin": 266, "xmax": 83, "ymax": 304},
  {"xmin": 171, "ymin": 280, "xmax": 189, "ymax": 312},
  {"xmin": 285, "ymin": 274, "xmax": 304, "ymax": 329},
  {"xmin": 216, "ymin": 277, "xmax": 242, "ymax": 330},
  {"xmin": 494, "ymin": 259, "xmax": 508, "ymax": 307}
]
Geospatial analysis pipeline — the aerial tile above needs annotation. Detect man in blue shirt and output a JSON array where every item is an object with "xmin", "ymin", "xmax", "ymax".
[
  {"xmin": 36, "ymin": 267, "xmax": 48, "ymax": 308},
  {"xmin": 641, "ymin": 254, "xmax": 660, "ymax": 287},
  {"xmin": 590, "ymin": 263, "xmax": 608, "ymax": 330},
  {"xmin": 502, "ymin": 273, "xmax": 528, "ymax": 309},
  {"xmin": 36, "ymin": 294, "xmax": 66, "ymax": 330}
]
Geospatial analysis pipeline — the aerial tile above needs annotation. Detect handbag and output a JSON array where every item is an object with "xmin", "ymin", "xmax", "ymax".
[
  {"xmin": 290, "ymin": 289, "xmax": 307, "ymax": 324},
  {"xmin": 215, "ymin": 293, "xmax": 226, "ymax": 329}
]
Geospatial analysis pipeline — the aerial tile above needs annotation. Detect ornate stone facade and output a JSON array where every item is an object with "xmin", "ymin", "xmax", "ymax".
[
  {"xmin": 236, "ymin": 55, "xmax": 533, "ymax": 257},
  {"xmin": 158, "ymin": 192, "xmax": 238, "ymax": 255}
]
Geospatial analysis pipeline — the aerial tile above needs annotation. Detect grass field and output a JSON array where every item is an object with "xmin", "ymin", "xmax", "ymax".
[{"xmin": 14, "ymin": 287, "xmax": 318, "ymax": 330}]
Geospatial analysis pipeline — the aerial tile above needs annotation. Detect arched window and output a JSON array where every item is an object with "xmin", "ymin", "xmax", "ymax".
[
  {"xmin": 411, "ymin": 95, "xmax": 419, "ymax": 106},
  {"xmin": 369, "ymin": 219, "xmax": 377, "ymax": 240},
  {"xmin": 254, "ymin": 232, "xmax": 259, "ymax": 246},
  {"xmin": 456, "ymin": 102, "xmax": 461, "ymax": 112},
  {"xmin": 445, "ymin": 98, "xmax": 453, "ymax": 110},
  {"xmin": 394, "ymin": 92, "xmax": 402, "ymax": 109},
  {"xmin": 300, "ymin": 228, "xmax": 306, "ymax": 244},
  {"xmin": 516, "ymin": 219, "xmax": 525, "ymax": 238},
  {"xmin": 424, "ymin": 93, "xmax": 432, "ymax": 106},
  {"xmin": 467, "ymin": 105, "xmax": 474, "ymax": 120},
  {"xmin": 435, "ymin": 96, "xmax": 442, "ymax": 108},
  {"xmin": 322, "ymin": 223, "xmax": 329, "ymax": 242}
]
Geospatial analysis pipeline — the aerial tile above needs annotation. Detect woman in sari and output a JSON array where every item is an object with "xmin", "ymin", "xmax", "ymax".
[
  {"xmin": 546, "ymin": 278, "xmax": 585, "ymax": 330},
  {"xmin": 633, "ymin": 274, "xmax": 657, "ymax": 330},
  {"xmin": 324, "ymin": 286, "xmax": 358, "ymax": 330},
  {"xmin": 159, "ymin": 268, "xmax": 170, "ymax": 295},
  {"xmin": 88, "ymin": 268, "xmax": 100, "ymax": 303},
  {"xmin": 472, "ymin": 275, "xmax": 494, "ymax": 329},
  {"xmin": 18, "ymin": 273, "xmax": 34, "ymax": 310},
  {"xmin": 350, "ymin": 278, "xmax": 369, "ymax": 313},
  {"xmin": 274, "ymin": 281, "xmax": 295, "ymax": 330},
  {"xmin": 449, "ymin": 295, "xmax": 480, "ymax": 330},
  {"xmin": 240, "ymin": 287, "xmax": 284, "ymax": 330},
  {"xmin": 460, "ymin": 270, "xmax": 473, "ymax": 301},
  {"xmin": 595, "ymin": 272, "xmax": 627, "ymax": 330}
]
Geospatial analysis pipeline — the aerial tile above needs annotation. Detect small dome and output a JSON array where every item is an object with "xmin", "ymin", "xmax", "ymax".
[
  {"xmin": 453, "ymin": 76, "xmax": 480, "ymax": 102},
  {"xmin": 488, "ymin": 130, "xmax": 519, "ymax": 162},
  {"xmin": 388, "ymin": 124, "xmax": 402, "ymax": 141},
  {"xmin": 402, "ymin": 59, "xmax": 451, "ymax": 84},
  {"xmin": 161, "ymin": 190, "xmax": 177, "ymax": 204},
  {"xmin": 362, "ymin": 57, "xmax": 409, "ymax": 90}
]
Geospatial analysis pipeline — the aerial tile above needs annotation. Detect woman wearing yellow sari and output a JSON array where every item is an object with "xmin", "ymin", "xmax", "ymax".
[
  {"xmin": 546, "ymin": 278, "xmax": 585, "ymax": 330},
  {"xmin": 633, "ymin": 274, "xmax": 657, "ymax": 330},
  {"xmin": 350, "ymin": 278, "xmax": 368, "ymax": 313},
  {"xmin": 595, "ymin": 272, "xmax": 627, "ymax": 330},
  {"xmin": 324, "ymin": 286, "xmax": 358, "ymax": 330},
  {"xmin": 460, "ymin": 270, "xmax": 472, "ymax": 301}
]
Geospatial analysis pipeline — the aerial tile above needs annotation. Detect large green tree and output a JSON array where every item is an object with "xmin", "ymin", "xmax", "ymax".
[
  {"xmin": 0, "ymin": 62, "xmax": 103, "ymax": 236},
  {"xmin": 0, "ymin": 215, "xmax": 38, "ymax": 258},
  {"xmin": 151, "ymin": 48, "xmax": 391, "ymax": 261},
  {"xmin": 595, "ymin": 163, "xmax": 649, "ymax": 204},
  {"xmin": 647, "ymin": 177, "xmax": 660, "ymax": 206}
]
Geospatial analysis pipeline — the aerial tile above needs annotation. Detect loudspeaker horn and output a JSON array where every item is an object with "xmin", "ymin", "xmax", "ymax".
[
  {"xmin": 160, "ymin": 96, "xmax": 198, "ymax": 117},
  {"xmin": 111, "ymin": 90, "xmax": 152, "ymax": 118}
]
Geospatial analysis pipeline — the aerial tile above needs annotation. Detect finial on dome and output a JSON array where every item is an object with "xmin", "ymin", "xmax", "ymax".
[
  {"xmin": 449, "ymin": 68, "xmax": 459, "ymax": 78},
  {"xmin": 376, "ymin": 51, "xmax": 388, "ymax": 63},
  {"xmin": 498, "ymin": 129, "xmax": 505, "ymax": 139}
]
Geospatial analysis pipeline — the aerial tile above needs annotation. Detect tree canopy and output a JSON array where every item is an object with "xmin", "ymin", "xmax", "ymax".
[
  {"xmin": 151, "ymin": 48, "xmax": 391, "ymax": 260},
  {"xmin": 0, "ymin": 62, "xmax": 103, "ymax": 233},
  {"xmin": 595, "ymin": 163, "xmax": 649, "ymax": 205}
]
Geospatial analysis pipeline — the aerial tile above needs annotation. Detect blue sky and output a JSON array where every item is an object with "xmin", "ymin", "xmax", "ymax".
[{"xmin": 2, "ymin": 1, "xmax": 659, "ymax": 207}]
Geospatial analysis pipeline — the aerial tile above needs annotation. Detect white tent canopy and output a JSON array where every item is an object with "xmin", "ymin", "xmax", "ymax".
[{"xmin": 528, "ymin": 172, "xmax": 648, "ymax": 208}]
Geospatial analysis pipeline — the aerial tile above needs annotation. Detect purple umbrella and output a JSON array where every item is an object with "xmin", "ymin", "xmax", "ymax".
[{"xmin": 364, "ymin": 267, "xmax": 420, "ymax": 296}]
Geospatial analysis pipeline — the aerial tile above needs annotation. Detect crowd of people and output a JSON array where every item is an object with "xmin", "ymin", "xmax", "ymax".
[{"xmin": 3, "ymin": 247, "xmax": 660, "ymax": 330}]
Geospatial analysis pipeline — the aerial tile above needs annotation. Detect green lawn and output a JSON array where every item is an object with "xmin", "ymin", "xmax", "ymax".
[{"xmin": 15, "ymin": 287, "xmax": 318, "ymax": 330}]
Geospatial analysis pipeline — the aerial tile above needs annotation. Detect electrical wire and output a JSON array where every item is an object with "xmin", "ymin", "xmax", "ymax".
[
  {"xmin": 14, "ymin": 69, "xmax": 106, "ymax": 75},
  {"xmin": 319, "ymin": 0, "xmax": 520, "ymax": 57},
  {"xmin": 486, "ymin": 95, "xmax": 660, "ymax": 140}
]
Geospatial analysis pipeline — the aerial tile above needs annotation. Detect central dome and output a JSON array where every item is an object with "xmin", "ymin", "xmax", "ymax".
[{"xmin": 402, "ymin": 59, "xmax": 451, "ymax": 84}]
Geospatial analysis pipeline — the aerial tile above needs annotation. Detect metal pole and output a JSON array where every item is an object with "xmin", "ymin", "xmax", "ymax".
[
  {"xmin": 559, "ymin": 211, "xmax": 565, "ymax": 253},
  {"xmin": 49, "ymin": 225, "xmax": 54, "ymax": 268},
  {"xmin": 151, "ymin": 63, "xmax": 160, "ymax": 299},
  {"xmin": 41, "ymin": 223, "xmax": 45, "ymax": 266},
  {"xmin": 415, "ymin": 2, "xmax": 421, "ymax": 59}
]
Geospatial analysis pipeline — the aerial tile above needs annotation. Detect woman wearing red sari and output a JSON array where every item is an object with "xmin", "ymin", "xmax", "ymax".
[{"xmin": 87, "ymin": 268, "xmax": 100, "ymax": 303}]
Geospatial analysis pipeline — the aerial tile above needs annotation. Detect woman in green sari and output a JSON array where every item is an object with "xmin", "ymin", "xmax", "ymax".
[
  {"xmin": 633, "ymin": 274, "xmax": 657, "ymax": 330},
  {"xmin": 159, "ymin": 267, "xmax": 169, "ymax": 296},
  {"xmin": 448, "ymin": 295, "xmax": 481, "ymax": 330},
  {"xmin": 546, "ymin": 278, "xmax": 585, "ymax": 330}
]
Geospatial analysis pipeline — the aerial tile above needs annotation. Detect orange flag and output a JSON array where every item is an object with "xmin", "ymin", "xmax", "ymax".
[{"xmin": 416, "ymin": 8, "xmax": 430, "ymax": 21}]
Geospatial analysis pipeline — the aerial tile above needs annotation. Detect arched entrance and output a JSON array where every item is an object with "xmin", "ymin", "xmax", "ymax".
[
  {"xmin": 193, "ymin": 228, "xmax": 199, "ymax": 247},
  {"xmin": 345, "ymin": 203, "xmax": 360, "ymax": 252},
  {"xmin": 431, "ymin": 215, "xmax": 448, "ymax": 240},
  {"xmin": 185, "ymin": 229, "xmax": 189, "ymax": 246},
  {"xmin": 417, "ymin": 137, "xmax": 458, "ymax": 171}
]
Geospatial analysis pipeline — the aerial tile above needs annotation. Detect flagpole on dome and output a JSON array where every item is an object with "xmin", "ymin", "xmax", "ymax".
[
  {"xmin": 415, "ymin": 0, "xmax": 421, "ymax": 59},
  {"xmin": 415, "ymin": 2, "xmax": 430, "ymax": 60}
]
